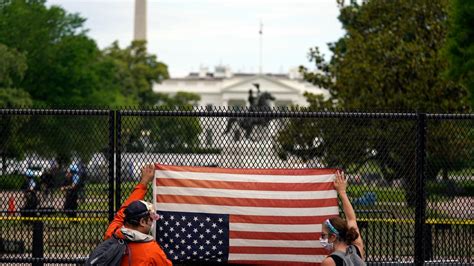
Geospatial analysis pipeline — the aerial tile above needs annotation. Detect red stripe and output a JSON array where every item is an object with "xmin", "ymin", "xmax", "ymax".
[
  {"xmin": 230, "ymin": 246, "xmax": 326, "ymax": 255},
  {"xmin": 156, "ymin": 178, "xmax": 334, "ymax": 191},
  {"xmin": 157, "ymin": 195, "xmax": 338, "ymax": 208},
  {"xmin": 155, "ymin": 164, "xmax": 338, "ymax": 176},
  {"xmin": 230, "ymin": 215, "xmax": 337, "ymax": 225},
  {"xmin": 230, "ymin": 231, "xmax": 321, "ymax": 240},
  {"xmin": 229, "ymin": 260, "xmax": 321, "ymax": 265}
]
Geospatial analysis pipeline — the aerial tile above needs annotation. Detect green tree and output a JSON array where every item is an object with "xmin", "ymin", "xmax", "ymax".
[
  {"xmin": 444, "ymin": 0, "xmax": 474, "ymax": 108},
  {"xmin": 0, "ymin": 43, "xmax": 32, "ymax": 173},
  {"xmin": 278, "ymin": 0, "xmax": 470, "ymax": 207},
  {"xmin": 0, "ymin": 0, "xmax": 116, "ymax": 165},
  {"xmin": 102, "ymin": 41, "xmax": 169, "ymax": 106}
]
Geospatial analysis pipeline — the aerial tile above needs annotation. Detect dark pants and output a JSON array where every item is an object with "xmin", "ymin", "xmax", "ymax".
[{"xmin": 64, "ymin": 190, "xmax": 78, "ymax": 218}]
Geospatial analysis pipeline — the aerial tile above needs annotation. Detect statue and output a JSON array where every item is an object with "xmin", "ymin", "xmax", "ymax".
[{"xmin": 224, "ymin": 85, "xmax": 275, "ymax": 141}]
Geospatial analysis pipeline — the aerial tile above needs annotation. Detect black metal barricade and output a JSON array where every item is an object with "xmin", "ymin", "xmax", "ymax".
[{"xmin": 0, "ymin": 108, "xmax": 472, "ymax": 265}]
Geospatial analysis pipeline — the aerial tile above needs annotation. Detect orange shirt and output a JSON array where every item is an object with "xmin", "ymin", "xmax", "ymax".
[{"xmin": 104, "ymin": 183, "xmax": 172, "ymax": 266}]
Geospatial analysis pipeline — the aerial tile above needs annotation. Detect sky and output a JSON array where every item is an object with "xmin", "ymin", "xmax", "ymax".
[{"xmin": 47, "ymin": 0, "xmax": 345, "ymax": 77}]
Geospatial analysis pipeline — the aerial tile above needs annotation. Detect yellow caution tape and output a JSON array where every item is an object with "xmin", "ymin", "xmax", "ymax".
[
  {"xmin": 0, "ymin": 216, "xmax": 108, "ymax": 223},
  {"xmin": 357, "ymin": 218, "xmax": 473, "ymax": 225}
]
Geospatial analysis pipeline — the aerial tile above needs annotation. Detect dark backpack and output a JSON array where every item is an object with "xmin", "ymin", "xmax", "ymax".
[
  {"xmin": 85, "ymin": 235, "xmax": 130, "ymax": 266},
  {"xmin": 331, "ymin": 245, "xmax": 366, "ymax": 266}
]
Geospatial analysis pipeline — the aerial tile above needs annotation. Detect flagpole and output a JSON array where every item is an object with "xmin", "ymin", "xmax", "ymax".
[{"xmin": 259, "ymin": 21, "xmax": 263, "ymax": 76}]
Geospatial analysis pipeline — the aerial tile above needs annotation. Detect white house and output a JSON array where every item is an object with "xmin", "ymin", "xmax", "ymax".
[{"xmin": 153, "ymin": 66, "xmax": 328, "ymax": 108}]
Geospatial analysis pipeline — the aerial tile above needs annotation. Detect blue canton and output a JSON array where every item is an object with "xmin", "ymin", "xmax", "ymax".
[{"xmin": 156, "ymin": 211, "xmax": 229, "ymax": 263}]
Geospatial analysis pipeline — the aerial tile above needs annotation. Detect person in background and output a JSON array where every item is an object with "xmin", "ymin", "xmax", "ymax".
[
  {"xmin": 21, "ymin": 169, "xmax": 39, "ymax": 218},
  {"xmin": 320, "ymin": 170, "xmax": 365, "ymax": 266},
  {"xmin": 104, "ymin": 164, "xmax": 172, "ymax": 265},
  {"xmin": 61, "ymin": 164, "xmax": 80, "ymax": 218}
]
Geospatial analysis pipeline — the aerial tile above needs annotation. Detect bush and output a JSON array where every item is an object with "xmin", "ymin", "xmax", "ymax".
[{"xmin": 0, "ymin": 174, "xmax": 24, "ymax": 190}]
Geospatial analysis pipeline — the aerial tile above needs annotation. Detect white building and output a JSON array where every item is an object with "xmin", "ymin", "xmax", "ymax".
[{"xmin": 153, "ymin": 66, "xmax": 328, "ymax": 108}]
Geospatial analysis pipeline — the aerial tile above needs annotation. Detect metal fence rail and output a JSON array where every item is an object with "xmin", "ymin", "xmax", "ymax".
[{"xmin": 0, "ymin": 108, "xmax": 472, "ymax": 265}]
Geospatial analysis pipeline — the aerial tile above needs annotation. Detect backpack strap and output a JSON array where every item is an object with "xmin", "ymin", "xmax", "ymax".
[
  {"xmin": 330, "ymin": 250, "xmax": 347, "ymax": 266},
  {"xmin": 329, "ymin": 254, "xmax": 344, "ymax": 266}
]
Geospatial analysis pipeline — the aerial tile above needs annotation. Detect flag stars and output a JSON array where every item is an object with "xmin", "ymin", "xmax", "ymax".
[
  {"xmin": 212, "ymin": 246, "xmax": 217, "ymax": 250},
  {"xmin": 175, "ymin": 221, "xmax": 180, "ymax": 226},
  {"xmin": 206, "ymin": 217, "xmax": 211, "ymax": 222},
  {"xmin": 199, "ymin": 234, "xmax": 204, "ymax": 239},
  {"xmin": 181, "ymin": 227, "xmax": 186, "ymax": 233},
  {"xmin": 187, "ymin": 245, "xmax": 191, "ymax": 250},
  {"xmin": 187, "ymin": 234, "xmax": 192, "ymax": 239},
  {"xmin": 218, "ymin": 218, "xmax": 223, "ymax": 223},
  {"xmin": 218, "ymin": 240, "xmax": 223, "ymax": 245},
  {"xmin": 199, "ymin": 246, "xmax": 204, "ymax": 250},
  {"xmin": 181, "ymin": 216, "xmax": 186, "ymax": 221},
  {"xmin": 205, "ymin": 228, "xmax": 210, "ymax": 234},
  {"xmin": 218, "ymin": 229, "xmax": 223, "ymax": 234},
  {"xmin": 205, "ymin": 240, "xmax": 210, "ymax": 245},
  {"xmin": 193, "ymin": 228, "xmax": 198, "ymax": 233},
  {"xmin": 175, "ymin": 233, "xmax": 180, "ymax": 238},
  {"xmin": 212, "ymin": 235, "xmax": 217, "ymax": 239},
  {"xmin": 180, "ymin": 239, "xmax": 185, "ymax": 244},
  {"xmin": 164, "ymin": 221, "xmax": 169, "ymax": 226},
  {"xmin": 199, "ymin": 223, "xmax": 204, "ymax": 228},
  {"xmin": 212, "ymin": 223, "xmax": 217, "ymax": 228},
  {"xmin": 187, "ymin": 222, "xmax": 192, "ymax": 227},
  {"xmin": 193, "ymin": 217, "xmax": 198, "ymax": 221},
  {"xmin": 170, "ymin": 215, "xmax": 175, "ymax": 220}
]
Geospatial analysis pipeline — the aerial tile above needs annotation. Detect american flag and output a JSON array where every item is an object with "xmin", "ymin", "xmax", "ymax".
[{"xmin": 153, "ymin": 164, "xmax": 339, "ymax": 265}]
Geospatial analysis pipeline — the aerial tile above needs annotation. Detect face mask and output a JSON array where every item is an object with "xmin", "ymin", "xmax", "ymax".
[{"xmin": 319, "ymin": 237, "xmax": 334, "ymax": 251}]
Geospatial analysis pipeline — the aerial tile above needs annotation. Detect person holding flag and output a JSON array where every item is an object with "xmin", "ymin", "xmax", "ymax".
[{"xmin": 320, "ymin": 170, "xmax": 365, "ymax": 266}]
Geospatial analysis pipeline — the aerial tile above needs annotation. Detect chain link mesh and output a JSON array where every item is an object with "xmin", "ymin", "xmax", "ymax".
[{"xmin": 0, "ymin": 108, "xmax": 472, "ymax": 264}]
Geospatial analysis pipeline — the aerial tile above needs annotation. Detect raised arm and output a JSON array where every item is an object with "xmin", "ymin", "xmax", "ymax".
[
  {"xmin": 334, "ymin": 170, "xmax": 365, "ymax": 258},
  {"xmin": 104, "ymin": 164, "xmax": 155, "ymax": 239}
]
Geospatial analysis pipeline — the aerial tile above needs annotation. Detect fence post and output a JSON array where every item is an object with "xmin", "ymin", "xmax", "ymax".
[
  {"xmin": 414, "ymin": 113, "xmax": 427, "ymax": 266},
  {"xmin": 108, "ymin": 110, "xmax": 116, "ymax": 222},
  {"xmin": 32, "ymin": 220, "xmax": 44, "ymax": 266},
  {"xmin": 115, "ymin": 111, "xmax": 122, "ymax": 212}
]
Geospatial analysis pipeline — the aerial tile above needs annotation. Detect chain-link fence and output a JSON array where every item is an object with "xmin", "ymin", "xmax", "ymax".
[{"xmin": 0, "ymin": 108, "xmax": 472, "ymax": 265}]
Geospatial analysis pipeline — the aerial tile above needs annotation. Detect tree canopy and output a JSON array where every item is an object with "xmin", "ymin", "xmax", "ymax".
[
  {"xmin": 277, "ymin": 0, "xmax": 471, "ymax": 206},
  {"xmin": 0, "ymin": 0, "xmax": 200, "ymax": 163},
  {"xmin": 444, "ymin": 0, "xmax": 474, "ymax": 108}
]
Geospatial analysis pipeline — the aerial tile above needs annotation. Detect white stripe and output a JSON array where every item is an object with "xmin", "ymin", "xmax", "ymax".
[
  {"xmin": 230, "ymin": 223, "xmax": 322, "ymax": 233},
  {"xmin": 230, "ymin": 239, "xmax": 322, "ymax": 248},
  {"xmin": 156, "ymin": 203, "xmax": 339, "ymax": 216},
  {"xmin": 155, "ymin": 170, "xmax": 335, "ymax": 183},
  {"xmin": 156, "ymin": 187, "xmax": 337, "ymax": 200},
  {"xmin": 229, "ymin": 253, "xmax": 326, "ymax": 263}
]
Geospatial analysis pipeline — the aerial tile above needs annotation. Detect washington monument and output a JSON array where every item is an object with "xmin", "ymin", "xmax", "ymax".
[{"xmin": 134, "ymin": 0, "xmax": 147, "ymax": 41}]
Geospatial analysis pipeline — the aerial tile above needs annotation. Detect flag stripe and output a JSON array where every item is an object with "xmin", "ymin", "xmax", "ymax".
[
  {"xmin": 229, "ymin": 260, "xmax": 321, "ymax": 265},
  {"xmin": 230, "ymin": 215, "xmax": 335, "ymax": 225},
  {"xmin": 157, "ymin": 195, "xmax": 338, "ymax": 208},
  {"xmin": 157, "ymin": 178, "xmax": 334, "ymax": 191},
  {"xmin": 228, "ymin": 254, "xmax": 326, "ymax": 263},
  {"xmin": 229, "ymin": 239, "xmax": 323, "ymax": 248},
  {"xmin": 230, "ymin": 223, "xmax": 322, "ymax": 233},
  {"xmin": 230, "ymin": 246, "xmax": 327, "ymax": 255},
  {"xmin": 154, "ymin": 164, "xmax": 339, "ymax": 264},
  {"xmin": 156, "ymin": 170, "xmax": 335, "ymax": 183},
  {"xmin": 155, "ymin": 164, "xmax": 337, "ymax": 175},
  {"xmin": 156, "ymin": 203, "xmax": 339, "ymax": 216},
  {"xmin": 230, "ymin": 231, "xmax": 321, "ymax": 240},
  {"xmin": 156, "ymin": 187, "xmax": 337, "ymax": 200}
]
